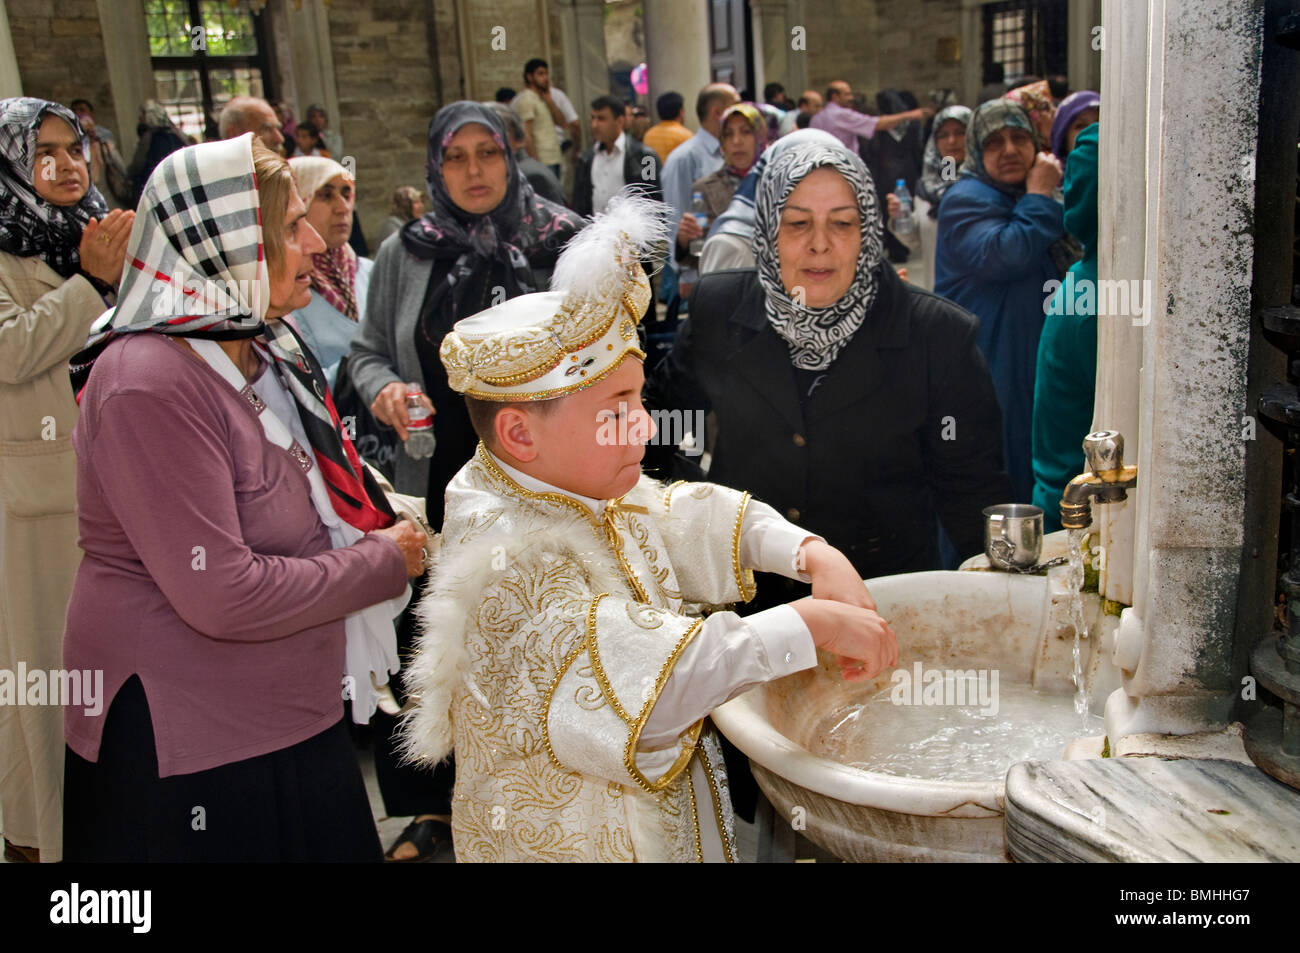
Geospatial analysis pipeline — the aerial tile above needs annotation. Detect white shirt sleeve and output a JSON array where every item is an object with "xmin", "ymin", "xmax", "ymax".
[
  {"xmin": 637, "ymin": 499, "xmax": 826, "ymax": 751},
  {"xmin": 552, "ymin": 86, "xmax": 579, "ymax": 124},
  {"xmin": 737, "ymin": 497, "xmax": 823, "ymax": 582},
  {"xmin": 638, "ymin": 605, "xmax": 817, "ymax": 750}
]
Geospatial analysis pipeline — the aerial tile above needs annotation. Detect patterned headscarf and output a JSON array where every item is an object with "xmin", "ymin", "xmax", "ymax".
[
  {"xmin": 916, "ymin": 104, "xmax": 972, "ymax": 215},
  {"xmin": 0, "ymin": 97, "xmax": 109, "ymax": 278},
  {"xmin": 959, "ymin": 99, "xmax": 1040, "ymax": 198},
  {"xmin": 1005, "ymin": 80, "xmax": 1055, "ymax": 148},
  {"xmin": 69, "ymin": 133, "xmax": 394, "ymax": 533},
  {"xmin": 400, "ymin": 101, "xmax": 584, "ymax": 319},
  {"xmin": 289, "ymin": 156, "xmax": 359, "ymax": 321},
  {"xmin": 754, "ymin": 142, "xmax": 884, "ymax": 371},
  {"xmin": 720, "ymin": 102, "xmax": 768, "ymax": 176}
]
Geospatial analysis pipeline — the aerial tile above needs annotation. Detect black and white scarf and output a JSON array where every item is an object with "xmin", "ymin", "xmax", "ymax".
[
  {"xmin": 753, "ymin": 142, "xmax": 885, "ymax": 371},
  {"xmin": 0, "ymin": 97, "xmax": 108, "ymax": 278}
]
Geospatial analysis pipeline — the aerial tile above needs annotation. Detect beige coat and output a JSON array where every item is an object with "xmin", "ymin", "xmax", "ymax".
[{"xmin": 0, "ymin": 250, "xmax": 105, "ymax": 862}]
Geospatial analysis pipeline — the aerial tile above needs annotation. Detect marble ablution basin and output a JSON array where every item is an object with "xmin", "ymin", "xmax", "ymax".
[{"xmin": 712, "ymin": 568, "xmax": 1121, "ymax": 862}]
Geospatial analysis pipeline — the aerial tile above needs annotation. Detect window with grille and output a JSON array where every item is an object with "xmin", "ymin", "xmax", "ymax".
[
  {"xmin": 981, "ymin": 0, "xmax": 1068, "ymax": 84},
  {"xmin": 145, "ymin": 0, "xmax": 274, "ymax": 142}
]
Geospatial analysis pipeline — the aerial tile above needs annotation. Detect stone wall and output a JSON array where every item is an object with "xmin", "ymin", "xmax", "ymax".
[
  {"xmin": 460, "ymin": 0, "xmax": 556, "ymax": 102},
  {"xmin": 8, "ymin": 0, "xmax": 118, "ymax": 131},
  {"xmin": 798, "ymin": 0, "xmax": 964, "ymax": 104},
  {"xmin": 798, "ymin": 0, "xmax": 882, "ymax": 99},
  {"xmin": 871, "ymin": 0, "xmax": 965, "ymax": 99},
  {"xmin": 325, "ymin": 0, "xmax": 442, "ymax": 244}
]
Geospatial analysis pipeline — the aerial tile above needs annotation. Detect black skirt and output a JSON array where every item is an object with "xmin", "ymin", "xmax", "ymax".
[{"xmin": 63, "ymin": 675, "xmax": 382, "ymax": 863}]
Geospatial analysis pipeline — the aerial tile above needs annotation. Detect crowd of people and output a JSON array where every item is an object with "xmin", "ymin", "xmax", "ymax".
[{"xmin": 0, "ymin": 55, "xmax": 1101, "ymax": 863}]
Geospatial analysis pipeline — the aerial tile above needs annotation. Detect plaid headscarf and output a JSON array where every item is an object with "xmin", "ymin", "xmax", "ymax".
[
  {"xmin": 0, "ymin": 97, "xmax": 109, "ymax": 278},
  {"xmin": 754, "ymin": 142, "xmax": 884, "ymax": 371},
  {"xmin": 70, "ymin": 133, "xmax": 394, "ymax": 533}
]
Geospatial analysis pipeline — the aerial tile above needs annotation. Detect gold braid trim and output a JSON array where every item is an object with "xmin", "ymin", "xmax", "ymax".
[
  {"xmin": 476, "ymin": 443, "xmax": 655, "ymax": 606},
  {"xmin": 662, "ymin": 479, "xmax": 685, "ymax": 512},
  {"xmin": 685, "ymin": 766, "xmax": 703, "ymax": 863},
  {"xmin": 541, "ymin": 639, "xmax": 588, "ymax": 775},
  {"xmin": 699, "ymin": 739, "xmax": 736, "ymax": 863},
  {"xmin": 603, "ymin": 506, "xmax": 650, "ymax": 604},
  {"xmin": 476, "ymin": 442, "xmax": 601, "ymax": 527},
  {"xmin": 732, "ymin": 491, "xmax": 758, "ymax": 603},
  {"xmin": 623, "ymin": 618, "xmax": 706, "ymax": 794},
  {"xmin": 462, "ymin": 346, "xmax": 647, "ymax": 402},
  {"xmin": 584, "ymin": 594, "xmax": 633, "ymax": 725}
]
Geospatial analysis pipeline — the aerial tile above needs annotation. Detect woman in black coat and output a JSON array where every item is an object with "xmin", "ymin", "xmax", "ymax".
[
  {"xmin": 647, "ymin": 141, "xmax": 1012, "ymax": 609},
  {"xmin": 645, "ymin": 138, "xmax": 1013, "ymax": 820}
]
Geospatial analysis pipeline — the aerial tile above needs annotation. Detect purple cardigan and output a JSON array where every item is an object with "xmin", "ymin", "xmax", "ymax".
[{"xmin": 64, "ymin": 333, "xmax": 408, "ymax": 776}]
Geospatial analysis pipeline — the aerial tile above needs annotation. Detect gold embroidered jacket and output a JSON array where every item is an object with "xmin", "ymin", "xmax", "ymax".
[{"xmin": 401, "ymin": 443, "xmax": 758, "ymax": 862}]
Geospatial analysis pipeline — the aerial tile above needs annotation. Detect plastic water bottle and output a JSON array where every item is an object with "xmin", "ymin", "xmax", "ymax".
[
  {"xmin": 688, "ymin": 190, "xmax": 708, "ymax": 256},
  {"xmin": 403, "ymin": 383, "xmax": 436, "ymax": 460},
  {"xmin": 893, "ymin": 179, "xmax": 918, "ymax": 238}
]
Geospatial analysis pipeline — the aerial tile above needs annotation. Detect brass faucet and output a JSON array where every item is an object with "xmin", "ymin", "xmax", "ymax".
[{"xmin": 1060, "ymin": 431, "xmax": 1139, "ymax": 530}]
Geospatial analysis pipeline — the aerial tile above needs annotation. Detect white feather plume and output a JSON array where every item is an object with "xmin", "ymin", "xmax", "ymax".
[{"xmin": 549, "ymin": 188, "xmax": 670, "ymax": 297}]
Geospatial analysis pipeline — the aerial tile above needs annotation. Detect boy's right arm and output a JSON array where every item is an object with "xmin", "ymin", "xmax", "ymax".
[{"xmin": 637, "ymin": 597, "xmax": 896, "ymax": 751}]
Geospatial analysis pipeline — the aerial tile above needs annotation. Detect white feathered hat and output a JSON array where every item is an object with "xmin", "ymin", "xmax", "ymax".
[{"xmin": 439, "ymin": 190, "xmax": 668, "ymax": 401}]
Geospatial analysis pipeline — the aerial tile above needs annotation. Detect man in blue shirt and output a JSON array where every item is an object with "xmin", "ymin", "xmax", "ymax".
[{"xmin": 660, "ymin": 82, "xmax": 739, "ymax": 304}]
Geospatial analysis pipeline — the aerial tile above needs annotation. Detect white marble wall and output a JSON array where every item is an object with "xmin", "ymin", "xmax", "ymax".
[{"xmin": 1100, "ymin": 0, "xmax": 1264, "ymax": 742}]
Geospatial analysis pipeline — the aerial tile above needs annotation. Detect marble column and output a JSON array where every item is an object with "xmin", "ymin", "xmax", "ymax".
[
  {"xmin": 0, "ymin": 0, "xmax": 21, "ymax": 98},
  {"xmin": 959, "ymin": 0, "xmax": 983, "ymax": 107},
  {"xmin": 560, "ymin": 0, "xmax": 609, "ymax": 154},
  {"xmin": 285, "ymin": 0, "xmax": 341, "ymax": 138},
  {"xmin": 785, "ymin": 0, "xmax": 807, "ymax": 97},
  {"xmin": 643, "ymin": 0, "xmax": 711, "ymax": 132},
  {"xmin": 96, "ymin": 0, "xmax": 153, "ymax": 156},
  {"xmin": 1103, "ymin": 0, "xmax": 1263, "ymax": 742},
  {"xmin": 1092, "ymin": 0, "xmax": 1148, "ymax": 608},
  {"xmin": 1067, "ymin": 0, "xmax": 1103, "ymax": 95},
  {"xmin": 751, "ymin": 0, "xmax": 788, "ymax": 98}
]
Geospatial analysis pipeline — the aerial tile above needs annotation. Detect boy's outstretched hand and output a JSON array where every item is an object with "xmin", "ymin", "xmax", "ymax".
[
  {"xmin": 790, "ymin": 597, "xmax": 898, "ymax": 682},
  {"xmin": 799, "ymin": 538, "xmax": 877, "ymax": 611}
]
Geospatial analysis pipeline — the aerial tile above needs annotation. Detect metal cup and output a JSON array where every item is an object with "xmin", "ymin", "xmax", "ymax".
[{"xmin": 983, "ymin": 504, "xmax": 1044, "ymax": 571}]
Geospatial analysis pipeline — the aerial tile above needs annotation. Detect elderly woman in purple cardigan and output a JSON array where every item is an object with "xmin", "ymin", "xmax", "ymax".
[{"xmin": 60, "ymin": 134, "xmax": 428, "ymax": 862}]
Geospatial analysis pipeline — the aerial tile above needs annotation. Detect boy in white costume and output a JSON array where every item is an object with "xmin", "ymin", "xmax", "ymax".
[{"xmin": 401, "ymin": 196, "xmax": 897, "ymax": 862}]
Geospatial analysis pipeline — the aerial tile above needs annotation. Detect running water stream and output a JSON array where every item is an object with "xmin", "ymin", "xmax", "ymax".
[{"xmin": 1065, "ymin": 528, "xmax": 1092, "ymax": 727}]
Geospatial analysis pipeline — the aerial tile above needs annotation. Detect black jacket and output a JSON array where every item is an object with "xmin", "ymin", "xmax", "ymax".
[
  {"xmin": 573, "ymin": 135, "xmax": 662, "ymax": 217},
  {"xmin": 645, "ymin": 266, "xmax": 1013, "ymax": 607}
]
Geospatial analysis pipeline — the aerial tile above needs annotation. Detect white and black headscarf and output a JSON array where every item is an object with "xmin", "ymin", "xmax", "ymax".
[
  {"xmin": 753, "ymin": 141, "xmax": 884, "ymax": 371},
  {"xmin": 0, "ymin": 97, "xmax": 109, "ymax": 278}
]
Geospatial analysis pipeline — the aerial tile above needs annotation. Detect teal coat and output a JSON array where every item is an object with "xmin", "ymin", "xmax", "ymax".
[{"xmin": 1031, "ymin": 123, "xmax": 1099, "ymax": 531}]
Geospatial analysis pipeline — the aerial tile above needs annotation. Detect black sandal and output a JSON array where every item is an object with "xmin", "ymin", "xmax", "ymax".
[{"xmin": 383, "ymin": 818, "xmax": 451, "ymax": 863}]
